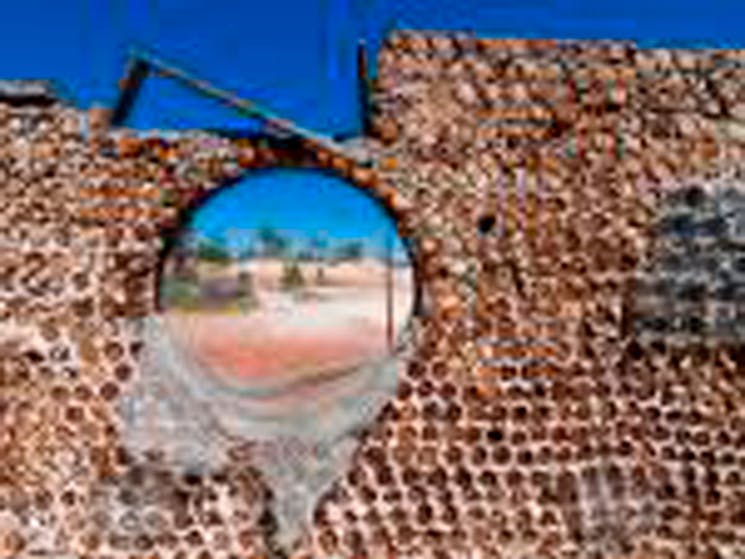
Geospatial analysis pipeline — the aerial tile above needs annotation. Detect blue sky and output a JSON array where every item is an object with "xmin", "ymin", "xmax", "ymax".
[
  {"xmin": 3, "ymin": 0, "xmax": 743, "ymax": 135},
  {"xmin": 186, "ymin": 169, "xmax": 409, "ymax": 261},
  {"xmin": 3, "ymin": 1, "xmax": 741, "ymax": 251}
]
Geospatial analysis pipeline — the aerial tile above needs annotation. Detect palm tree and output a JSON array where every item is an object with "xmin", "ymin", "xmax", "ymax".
[
  {"xmin": 310, "ymin": 234, "xmax": 329, "ymax": 284},
  {"xmin": 257, "ymin": 225, "xmax": 290, "ymax": 259},
  {"xmin": 335, "ymin": 241, "xmax": 365, "ymax": 262},
  {"xmin": 310, "ymin": 235, "xmax": 328, "ymax": 261}
]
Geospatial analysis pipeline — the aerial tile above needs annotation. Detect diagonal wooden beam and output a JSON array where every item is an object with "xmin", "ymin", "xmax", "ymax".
[{"xmin": 111, "ymin": 46, "xmax": 371, "ymax": 165}]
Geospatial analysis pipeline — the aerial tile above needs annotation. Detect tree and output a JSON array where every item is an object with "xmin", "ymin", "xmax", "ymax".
[
  {"xmin": 196, "ymin": 236, "xmax": 231, "ymax": 264},
  {"xmin": 309, "ymin": 234, "xmax": 329, "ymax": 284},
  {"xmin": 171, "ymin": 229, "xmax": 200, "ymax": 281},
  {"xmin": 335, "ymin": 241, "xmax": 365, "ymax": 262},
  {"xmin": 226, "ymin": 228, "xmax": 255, "ymax": 262},
  {"xmin": 257, "ymin": 225, "xmax": 290, "ymax": 259},
  {"xmin": 309, "ymin": 235, "xmax": 328, "ymax": 261},
  {"xmin": 280, "ymin": 259, "xmax": 305, "ymax": 291},
  {"xmin": 238, "ymin": 245, "xmax": 256, "ymax": 261},
  {"xmin": 296, "ymin": 248, "xmax": 315, "ymax": 261},
  {"xmin": 236, "ymin": 269, "xmax": 258, "ymax": 313}
]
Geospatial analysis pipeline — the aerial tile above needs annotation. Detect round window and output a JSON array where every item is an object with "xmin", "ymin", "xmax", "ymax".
[{"xmin": 155, "ymin": 169, "xmax": 415, "ymax": 423}]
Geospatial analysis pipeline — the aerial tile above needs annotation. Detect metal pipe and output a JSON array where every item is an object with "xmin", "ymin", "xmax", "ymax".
[{"xmin": 385, "ymin": 230, "xmax": 394, "ymax": 353}]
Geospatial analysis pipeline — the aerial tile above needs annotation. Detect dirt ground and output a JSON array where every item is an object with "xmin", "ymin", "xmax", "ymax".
[
  {"xmin": 161, "ymin": 263, "xmax": 414, "ymax": 388},
  {"xmin": 199, "ymin": 257, "xmax": 411, "ymax": 289}
]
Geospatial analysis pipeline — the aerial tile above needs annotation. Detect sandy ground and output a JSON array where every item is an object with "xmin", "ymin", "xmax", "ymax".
[
  {"xmin": 198, "ymin": 258, "xmax": 411, "ymax": 290},
  {"xmin": 162, "ymin": 282, "xmax": 413, "ymax": 388}
]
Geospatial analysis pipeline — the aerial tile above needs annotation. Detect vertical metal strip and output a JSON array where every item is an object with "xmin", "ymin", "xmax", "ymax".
[{"xmin": 386, "ymin": 229, "xmax": 394, "ymax": 352}]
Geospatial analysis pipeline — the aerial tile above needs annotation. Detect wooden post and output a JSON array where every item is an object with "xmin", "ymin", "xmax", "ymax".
[
  {"xmin": 110, "ymin": 57, "xmax": 150, "ymax": 127},
  {"xmin": 357, "ymin": 39, "xmax": 372, "ymax": 137}
]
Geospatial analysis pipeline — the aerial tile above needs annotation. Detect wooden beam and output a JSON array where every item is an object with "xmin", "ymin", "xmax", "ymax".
[
  {"xmin": 110, "ymin": 58, "xmax": 151, "ymax": 127},
  {"xmin": 124, "ymin": 47, "xmax": 370, "ymax": 164},
  {"xmin": 357, "ymin": 39, "xmax": 373, "ymax": 137}
]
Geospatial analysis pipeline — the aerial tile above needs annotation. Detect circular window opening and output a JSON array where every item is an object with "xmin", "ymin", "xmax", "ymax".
[{"xmin": 155, "ymin": 169, "xmax": 415, "ymax": 425}]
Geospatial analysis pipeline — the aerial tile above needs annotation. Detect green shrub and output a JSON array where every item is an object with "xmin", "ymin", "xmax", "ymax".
[
  {"xmin": 162, "ymin": 278, "xmax": 200, "ymax": 310},
  {"xmin": 237, "ymin": 271, "xmax": 259, "ymax": 313},
  {"xmin": 280, "ymin": 260, "xmax": 305, "ymax": 291}
]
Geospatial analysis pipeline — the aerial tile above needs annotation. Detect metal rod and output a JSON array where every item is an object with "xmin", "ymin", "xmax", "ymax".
[{"xmin": 385, "ymin": 230, "xmax": 394, "ymax": 353}]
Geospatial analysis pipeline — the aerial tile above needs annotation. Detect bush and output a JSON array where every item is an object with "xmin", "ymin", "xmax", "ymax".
[
  {"xmin": 162, "ymin": 278, "xmax": 200, "ymax": 310},
  {"xmin": 237, "ymin": 271, "xmax": 259, "ymax": 313},
  {"xmin": 196, "ymin": 239, "xmax": 231, "ymax": 265},
  {"xmin": 280, "ymin": 260, "xmax": 305, "ymax": 291}
]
